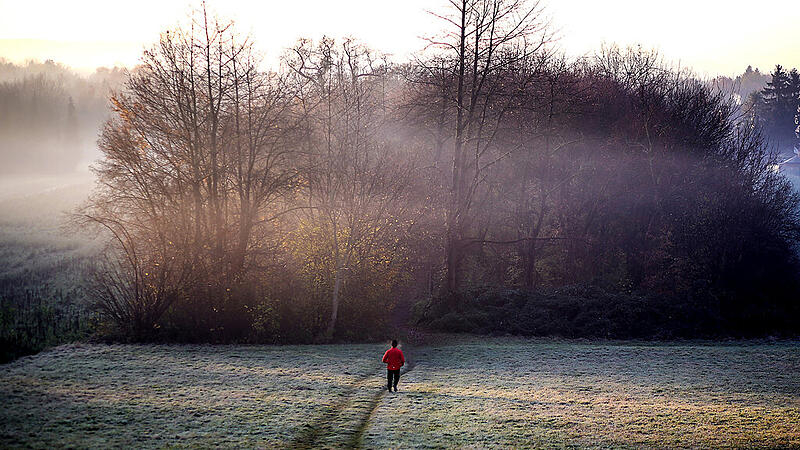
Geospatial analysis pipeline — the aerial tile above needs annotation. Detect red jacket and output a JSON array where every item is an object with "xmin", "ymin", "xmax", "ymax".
[{"xmin": 382, "ymin": 347, "xmax": 405, "ymax": 371}]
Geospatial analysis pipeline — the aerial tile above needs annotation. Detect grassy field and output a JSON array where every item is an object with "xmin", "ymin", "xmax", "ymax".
[
  {"xmin": 0, "ymin": 173, "xmax": 95, "ymax": 292},
  {"xmin": 0, "ymin": 173, "xmax": 98, "ymax": 361},
  {"xmin": 0, "ymin": 342, "xmax": 387, "ymax": 448},
  {"xmin": 1, "ymin": 336, "xmax": 799, "ymax": 448},
  {"xmin": 365, "ymin": 337, "xmax": 800, "ymax": 448}
]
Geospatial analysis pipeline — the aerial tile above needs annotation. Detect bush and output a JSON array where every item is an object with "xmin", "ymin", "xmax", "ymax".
[
  {"xmin": 416, "ymin": 285, "xmax": 800, "ymax": 339},
  {"xmin": 0, "ymin": 288, "xmax": 96, "ymax": 363}
]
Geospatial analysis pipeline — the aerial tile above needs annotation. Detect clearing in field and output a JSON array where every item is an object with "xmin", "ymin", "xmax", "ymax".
[{"xmin": 1, "ymin": 336, "xmax": 799, "ymax": 448}]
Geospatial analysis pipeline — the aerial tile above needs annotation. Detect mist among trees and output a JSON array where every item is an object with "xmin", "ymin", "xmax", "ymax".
[
  {"xmin": 5, "ymin": 1, "xmax": 793, "ymax": 343},
  {"xmin": 746, "ymin": 65, "xmax": 800, "ymax": 153},
  {"xmin": 0, "ymin": 59, "xmax": 124, "ymax": 173}
]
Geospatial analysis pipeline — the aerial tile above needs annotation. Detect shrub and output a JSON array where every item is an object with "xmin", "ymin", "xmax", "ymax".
[{"xmin": 416, "ymin": 284, "xmax": 800, "ymax": 339}]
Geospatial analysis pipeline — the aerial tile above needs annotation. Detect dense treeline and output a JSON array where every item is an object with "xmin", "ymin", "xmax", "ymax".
[
  {"xmin": 79, "ymin": 21, "xmax": 416, "ymax": 342},
  {"xmin": 714, "ymin": 64, "xmax": 800, "ymax": 155},
  {"xmin": 0, "ymin": 59, "xmax": 124, "ymax": 173},
  {"xmin": 79, "ymin": 2, "xmax": 800, "ymax": 342},
  {"xmin": 713, "ymin": 65, "xmax": 770, "ymax": 107}
]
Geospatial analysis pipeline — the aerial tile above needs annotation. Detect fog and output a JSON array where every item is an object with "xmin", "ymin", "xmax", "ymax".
[
  {"xmin": 0, "ymin": 59, "xmax": 125, "ymax": 174},
  {"xmin": 1, "ymin": 1, "xmax": 799, "ymax": 358}
]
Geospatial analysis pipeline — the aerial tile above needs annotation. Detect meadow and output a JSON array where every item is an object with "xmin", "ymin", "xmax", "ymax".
[
  {"xmin": 365, "ymin": 336, "xmax": 800, "ymax": 448},
  {"xmin": 1, "ymin": 336, "xmax": 798, "ymax": 448},
  {"xmin": 0, "ymin": 174, "xmax": 97, "ymax": 362}
]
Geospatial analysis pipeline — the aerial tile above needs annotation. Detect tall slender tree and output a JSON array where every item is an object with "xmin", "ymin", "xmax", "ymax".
[{"xmin": 421, "ymin": 0, "xmax": 550, "ymax": 295}]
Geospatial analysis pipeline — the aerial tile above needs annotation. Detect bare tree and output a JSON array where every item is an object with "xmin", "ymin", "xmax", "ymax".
[
  {"xmin": 78, "ymin": 7, "xmax": 298, "ymax": 336},
  {"xmin": 285, "ymin": 38, "xmax": 415, "ymax": 339},
  {"xmin": 419, "ymin": 0, "xmax": 551, "ymax": 294}
]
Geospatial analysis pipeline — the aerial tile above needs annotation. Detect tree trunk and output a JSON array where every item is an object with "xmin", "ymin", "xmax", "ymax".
[
  {"xmin": 445, "ymin": 230, "xmax": 460, "ymax": 293},
  {"xmin": 444, "ymin": 0, "xmax": 468, "ymax": 296},
  {"xmin": 523, "ymin": 239, "xmax": 538, "ymax": 289},
  {"xmin": 325, "ymin": 260, "xmax": 344, "ymax": 340}
]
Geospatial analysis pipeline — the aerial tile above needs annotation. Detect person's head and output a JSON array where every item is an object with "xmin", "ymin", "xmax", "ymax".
[{"xmin": 391, "ymin": 339, "xmax": 398, "ymax": 348}]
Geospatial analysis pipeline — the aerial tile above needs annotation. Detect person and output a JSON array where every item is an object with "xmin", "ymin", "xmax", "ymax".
[{"xmin": 382, "ymin": 339, "xmax": 405, "ymax": 392}]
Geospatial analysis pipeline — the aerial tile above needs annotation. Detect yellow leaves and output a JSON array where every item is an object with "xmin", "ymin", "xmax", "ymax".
[{"xmin": 111, "ymin": 96, "xmax": 136, "ymax": 125}]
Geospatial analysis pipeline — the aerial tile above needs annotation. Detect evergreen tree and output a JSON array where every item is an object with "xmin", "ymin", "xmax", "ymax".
[
  {"xmin": 790, "ymin": 69, "xmax": 800, "ymax": 150},
  {"xmin": 738, "ymin": 65, "xmax": 769, "ymax": 100},
  {"xmin": 745, "ymin": 90, "xmax": 768, "ymax": 129},
  {"xmin": 761, "ymin": 65, "xmax": 798, "ymax": 151}
]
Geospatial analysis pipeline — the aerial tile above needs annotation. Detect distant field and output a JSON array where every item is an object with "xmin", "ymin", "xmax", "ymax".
[
  {"xmin": 0, "ymin": 173, "xmax": 96, "ymax": 286},
  {"xmin": 2, "ymin": 337, "xmax": 799, "ymax": 448},
  {"xmin": 0, "ymin": 173, "xmax": 98, "ymax": 361}
]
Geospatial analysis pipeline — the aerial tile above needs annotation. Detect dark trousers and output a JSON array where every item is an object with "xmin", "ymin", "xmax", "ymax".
[{"xmin": 387, "ymin": 369, "xmax": 400, "ymax": 389}]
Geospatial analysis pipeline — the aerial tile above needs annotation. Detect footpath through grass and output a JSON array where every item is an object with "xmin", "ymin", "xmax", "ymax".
[
  {"xmin": 0, "ymin": 342, "xmax": 386, "ymax": 448},
  {"xmin": 1, "ymin": 336, "xmax": 799, "ymax": 448}
]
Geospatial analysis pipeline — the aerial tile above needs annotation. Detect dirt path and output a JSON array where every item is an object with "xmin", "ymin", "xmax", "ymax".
[{"xmin": 289, "ymin": 346, "xmax": 418, "ymax": 449}]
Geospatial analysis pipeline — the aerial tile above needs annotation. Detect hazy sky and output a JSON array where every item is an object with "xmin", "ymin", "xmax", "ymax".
[{"xmin": 0, "ymin": 0, "xmax": 797, "ymax": 77}]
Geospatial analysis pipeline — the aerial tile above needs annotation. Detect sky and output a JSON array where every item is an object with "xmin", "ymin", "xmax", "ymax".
[{"xmin": 0, "ymin": 0, "xmax": 798, "ymax": 77}]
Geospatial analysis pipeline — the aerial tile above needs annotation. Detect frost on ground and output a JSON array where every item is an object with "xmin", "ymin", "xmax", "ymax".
[
  {"xmin": 2, "ymin": 337, "xmax": 799, "ymax": 448},
  {"xmin": 0, "ymin": 342, "xmax": 385, "ymax": 448},
  {"xmin": 365, "ymin": 336, "xmax": 800, "ymax": 448}
]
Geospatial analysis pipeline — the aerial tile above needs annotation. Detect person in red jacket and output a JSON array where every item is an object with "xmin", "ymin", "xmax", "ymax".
[{"xmin": 382, "ymin": 339, "xmax": 405, "ymax": 392}]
